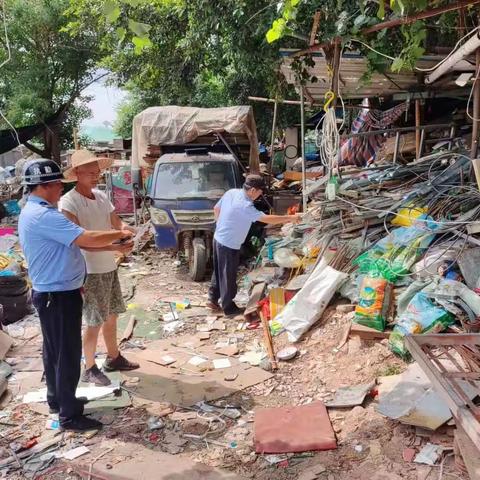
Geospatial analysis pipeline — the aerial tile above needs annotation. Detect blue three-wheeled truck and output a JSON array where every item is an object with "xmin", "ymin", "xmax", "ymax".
[{"xmin": 131, "ymin": 106, "xmax": 260, "ymax": 281}]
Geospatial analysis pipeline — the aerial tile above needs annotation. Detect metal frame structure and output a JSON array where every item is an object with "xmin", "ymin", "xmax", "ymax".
[{"xmin": 405, "ymin": 334, "xmax": 480, "ymax": 449}]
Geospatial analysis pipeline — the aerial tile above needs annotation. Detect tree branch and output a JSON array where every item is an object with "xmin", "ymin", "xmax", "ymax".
[{"xmin": 24, "ymin": 141, "xmax": 47, "ymax": 157}]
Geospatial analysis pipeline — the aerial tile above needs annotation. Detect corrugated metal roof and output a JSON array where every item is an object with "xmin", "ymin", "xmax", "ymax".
[{"xmin": 279, "ymin": 50, "xmax": 471, "ymax": 100}]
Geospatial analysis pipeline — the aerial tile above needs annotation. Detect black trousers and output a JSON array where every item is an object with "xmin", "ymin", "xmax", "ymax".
[
  {"xmin": 32, "ymin": 289, "xmax": 84, "ymax": 424},
  {"xmin": 208, "ymin": 239, "xmax": 240, "ymax": 314}
]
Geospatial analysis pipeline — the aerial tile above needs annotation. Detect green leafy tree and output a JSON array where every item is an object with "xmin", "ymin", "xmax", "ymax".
[
  {"xmin": 0, "ymin": 0, "xmax": 104, "ymax": 160},
  {"xmin": 67, "ymin": 0, "xmax": 301, "ymax": 141},
  {"xmin": 265, "ymin": 0, "xmax": 472, "ymax": 79}
]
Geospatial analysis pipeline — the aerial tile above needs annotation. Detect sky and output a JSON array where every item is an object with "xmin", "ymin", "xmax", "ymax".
[{"xmin": 81, "ymin": 77, "xmax": 126, "ymax": 127}]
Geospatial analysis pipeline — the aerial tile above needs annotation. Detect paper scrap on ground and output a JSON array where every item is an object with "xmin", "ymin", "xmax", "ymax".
[
  {"xmin": 60, "ymin": 446, "xmax": 90, "ymax": 460},
  {"xmin": 188, "ymin": 356, "xmax": 208, "ymax": 366},
  {"xmin": 23, "ymin": 381, "xmax": 120, "ymax": 403},
  {"xmin": 160, "ymin": 355, "xmax": 176, "ymax": 366},
  {"xmin": 196, "ymin": 321, "xmax": 226, "ymax": 332},
  {"xmin": 414, "ymin": 443, "xmax": 443, "ymax": 466},
  {"xmin": 163, "ymin": 320, "xmax": 184, "ymax": 333},
  {"xmin": 163, "ymin": 311, "xmax": 179, "ymax": 322},
  {"xmin": 239, "ymin": 351, "xmax": 265, "ymax": 366},
  {"xmin": 213, "ymin": 358, "xmax": 232, "ymax": 369},
  {"xmin": 326, "ymin": 381, "xmax": 375, "ymax": 408}
]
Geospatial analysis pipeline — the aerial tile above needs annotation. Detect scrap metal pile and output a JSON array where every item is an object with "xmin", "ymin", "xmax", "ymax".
[{"xmin": 244, "ymin": 148, "xmax": 480, "ymax": 453}]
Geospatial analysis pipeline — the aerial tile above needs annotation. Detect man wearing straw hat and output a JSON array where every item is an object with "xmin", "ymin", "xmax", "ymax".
[
  {"xmin": 60, "ymin": 150, "xmax": 139, "ymax": 387},
  {"xmin": 19, "ymin": 158, "xmax": 133, "ymax": 432}
]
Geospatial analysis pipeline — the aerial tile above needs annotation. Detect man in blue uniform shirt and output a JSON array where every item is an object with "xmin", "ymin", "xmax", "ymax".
[
  {"xmin": 207, "ymin": 174, "xmax": 300, "ymax": 317},
  {"xmin": 18, "ymin": 159, "xmax": 133, "ymax": 432}
]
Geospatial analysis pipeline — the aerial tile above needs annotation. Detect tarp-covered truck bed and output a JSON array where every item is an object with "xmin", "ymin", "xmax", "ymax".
[{"xmin": 131, "ymin": 105, "xmax": 260, "ymax": 171}]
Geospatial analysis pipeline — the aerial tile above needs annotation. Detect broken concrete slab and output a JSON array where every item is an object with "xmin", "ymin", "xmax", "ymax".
[
  {"xmin": 326, "ymin": 381, "xmax": 375, "ymax": 408},
  {"xmin": 254, "ymin": 402, "xmax": 337, "ymax": 454},
  {"xmin": 377, "ymin": 362, "xmax": 479, "ymax": 430}
]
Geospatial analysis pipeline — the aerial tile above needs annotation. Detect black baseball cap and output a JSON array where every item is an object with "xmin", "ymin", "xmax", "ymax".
[{"xmin": 244, "ymin": 174, "xmax": 265, "ymax": 191}]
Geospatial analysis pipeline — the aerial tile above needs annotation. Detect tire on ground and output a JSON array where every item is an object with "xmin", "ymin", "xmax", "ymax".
[{"xmin": 189, "ymin": 237, "xmax": 207, "ymax": 282}]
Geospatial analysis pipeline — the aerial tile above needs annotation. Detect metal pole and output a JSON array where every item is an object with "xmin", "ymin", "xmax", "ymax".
[
  {"xmin": 470, "ymin": 48, "xmax": 480, "ymax": 190},
  {"xmin": 300, "ymin": 84, "xmax": 307, "ymax": 212},
  {"xmin": 393, "ymin": 131, "xmax": 401, "ymax": 164},
  {"xmin": 415, "ymin": 99, "xmax": 421, "ymax": 159},
  {"xmin": 268, "ymin": 99, "xmax": 278, "ymax": 186}
]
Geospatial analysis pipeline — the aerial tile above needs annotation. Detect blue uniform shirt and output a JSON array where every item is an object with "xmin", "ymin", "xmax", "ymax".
[
  {"xmin": 214, "ymin": 189, "xmax": 264, "ymax": 250},
  {"xmin": 18, "ymin": 195, "xmax": 86, "ymax": 292}
]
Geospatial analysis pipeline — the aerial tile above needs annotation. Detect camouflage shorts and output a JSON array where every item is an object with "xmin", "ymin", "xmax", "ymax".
[{"xmin": 83, "ymin": 270, "xmax": 126, "ymax": 327}]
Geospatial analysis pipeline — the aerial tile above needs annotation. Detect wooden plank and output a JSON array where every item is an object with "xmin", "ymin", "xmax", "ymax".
[
  {"xmin": 309, "ymin": 11, "xmax": 321, "ymax": 46},
  {"xmin": 284, "ymin": 171, "xmax": 323, "ymax": 181},
  {"xmin": 405, "ymin": 337, "xmax": 480, "ymax": 448},
  {"xmin": 455, "ymin": 425, "xmax": 480, "ymax": 480},
  {"xmin": 349, "ymin": 323, "xmax": 390, "ymax": 340}
]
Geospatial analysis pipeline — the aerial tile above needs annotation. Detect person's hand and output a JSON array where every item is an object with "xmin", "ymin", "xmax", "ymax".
[
  {"xmin": 119, "ymin": 229, "xmax": 134, "ymax": 240},
  {"xmin": 124, "ymin": 225, "xmax": 137, "ymax": 234},
  {"xmin": 114, "ymin": 239, "xmax": 134, "ymax": 254},
  {"xmin": 291, "ymin": 213, "xmax": 303, "ymax": 224}
]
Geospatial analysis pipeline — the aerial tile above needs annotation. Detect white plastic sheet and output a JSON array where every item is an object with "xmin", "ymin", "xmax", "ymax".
[{"xmin": 276, "ymin": 259, "xmax": 348, "ymax": 342}]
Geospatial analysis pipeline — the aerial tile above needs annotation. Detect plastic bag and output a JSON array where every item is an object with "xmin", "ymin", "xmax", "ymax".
[
  {"xmin": 391, "ymin": 204, "xmax": 428, "ymax": 227},
  {"xmin": 389, "ymin": 292, "xmax": 454, "ymax": 358},
  {"xmin": 274, "ymin": 248, "xmax": 302, "ymax": 269},
  {"xmin": 354, "ymin": 220, "xmax": 436, "ymax": 282},
  {"xmin": 276, "ymin": 258, "xmax": 348, "ymax": 342},
  {"xmin": 354, "ymin": 276, "xmax": 392, "ymax": 331}
]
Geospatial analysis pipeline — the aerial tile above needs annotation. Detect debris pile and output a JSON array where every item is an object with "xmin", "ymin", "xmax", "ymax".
[{"xmin": 239, "ymin": 147, "xmax": 480, "ymax": 474}]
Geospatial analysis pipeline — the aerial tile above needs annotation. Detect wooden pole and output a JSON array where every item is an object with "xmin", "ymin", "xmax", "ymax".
[
  {"xmin": 268, "ymin": 99, "xmax": 278, "ymax": 194},
  {"xmin": 415, "ymin": 99, "xmax": 421, "ymax": 160},
  {"xmin": 470, "ymin": 48, "xmax": 480, "ymax": 190},
  {"xmin": 259, "ymin": 310, "xmax": 277, "ymax": 370},
  {"xmin": 73, "ymin": 127, "xmax": 80, "ymax": 150},
  {"xmin": 362, "ymin": 0, "xmax": 480, "ymax": 35},
  {"xmin": 299, "ymin": 84, "xmax": 307, "ymax": 212}
]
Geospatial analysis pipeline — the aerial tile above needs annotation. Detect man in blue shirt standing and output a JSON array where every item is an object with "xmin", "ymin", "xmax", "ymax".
[
  {"xmin": 207, "ymin": 174, "xmax": 300, "ymax": 317},
  {"xmin": 18, "ymin": 159, "xmax": 133, "ymax": 432}
]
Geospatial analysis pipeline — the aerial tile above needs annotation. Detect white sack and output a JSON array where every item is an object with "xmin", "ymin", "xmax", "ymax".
[{"xmin": 277, "ymin": 259, "xmax": 348, "ymax": 342}]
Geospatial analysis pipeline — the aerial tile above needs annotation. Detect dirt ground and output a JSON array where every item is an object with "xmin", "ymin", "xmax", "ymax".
[{"xmin": 1, "ymin": 248, "xmax": 468, "ymax": 480}]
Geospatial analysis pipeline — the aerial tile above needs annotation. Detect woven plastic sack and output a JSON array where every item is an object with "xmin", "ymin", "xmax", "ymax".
[
  {"xmin": 354, "ymin": 276, "xmax": 392, "ymax": 332},
  {"xmin": 276, "ymin": 259, "xmax": 347, "ymax": 342},
  {"xmin": 391, "ymin": 204, "xmax": 428, "ymax": 227},
  {"xmin": 389, "ymin": 292, "xmax": 454, "ymax": 358},
  {"xmin": 354, "ymin": 220, "xmax": 436, "ymax": 282}
]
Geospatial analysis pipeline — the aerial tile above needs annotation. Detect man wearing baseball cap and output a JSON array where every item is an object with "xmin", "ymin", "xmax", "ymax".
[
  {"xmin": 208, "ymin": 174, "xmax": 300, "ymax": 317},
  {"xmin": 60, "ymin": 150, "xmax": 139, "ymax": 388},
  {"xmin": 18, "ymin": 159, "xmax": 133, "ymax": 432}
]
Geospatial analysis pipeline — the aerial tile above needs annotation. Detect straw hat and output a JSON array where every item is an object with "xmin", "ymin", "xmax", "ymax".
[{"xmin": 63, "ymin": 149, "xmax": 114, "ymax": 181}]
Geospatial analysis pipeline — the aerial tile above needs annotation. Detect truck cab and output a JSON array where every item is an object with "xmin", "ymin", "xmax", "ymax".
[{"xmin": 149, "ymin": 150, "xmax": 242, "ymax": 280}]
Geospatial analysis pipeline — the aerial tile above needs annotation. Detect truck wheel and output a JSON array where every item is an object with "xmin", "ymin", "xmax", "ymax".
[{"xmin": 189, "ymin": 238, "xmax": 207, "ymax": 281}]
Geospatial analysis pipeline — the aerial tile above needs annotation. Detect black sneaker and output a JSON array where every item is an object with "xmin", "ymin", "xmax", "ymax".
[
  {"xmin": 49, "ymin": 397, "xmax": 89, "ymax": 415},
  {"xmin": 82, "ymin": 365, "xmax": 112, "ymax": 386},
  {"xmin": 223, "ymin": 304, "xmax": 245, "ymax": 318},
  {"xmin": 103, "ymin": 353, "xmax": 139, "ymax": 372},
  {"xmin": 60, "ymin": 415, "xmax": 103, "ymax": 432}
]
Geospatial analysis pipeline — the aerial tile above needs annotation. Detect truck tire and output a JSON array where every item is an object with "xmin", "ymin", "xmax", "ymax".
[{"xmin": 189, "ymin": 237, "xmax": 207, "ymax": 282}]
